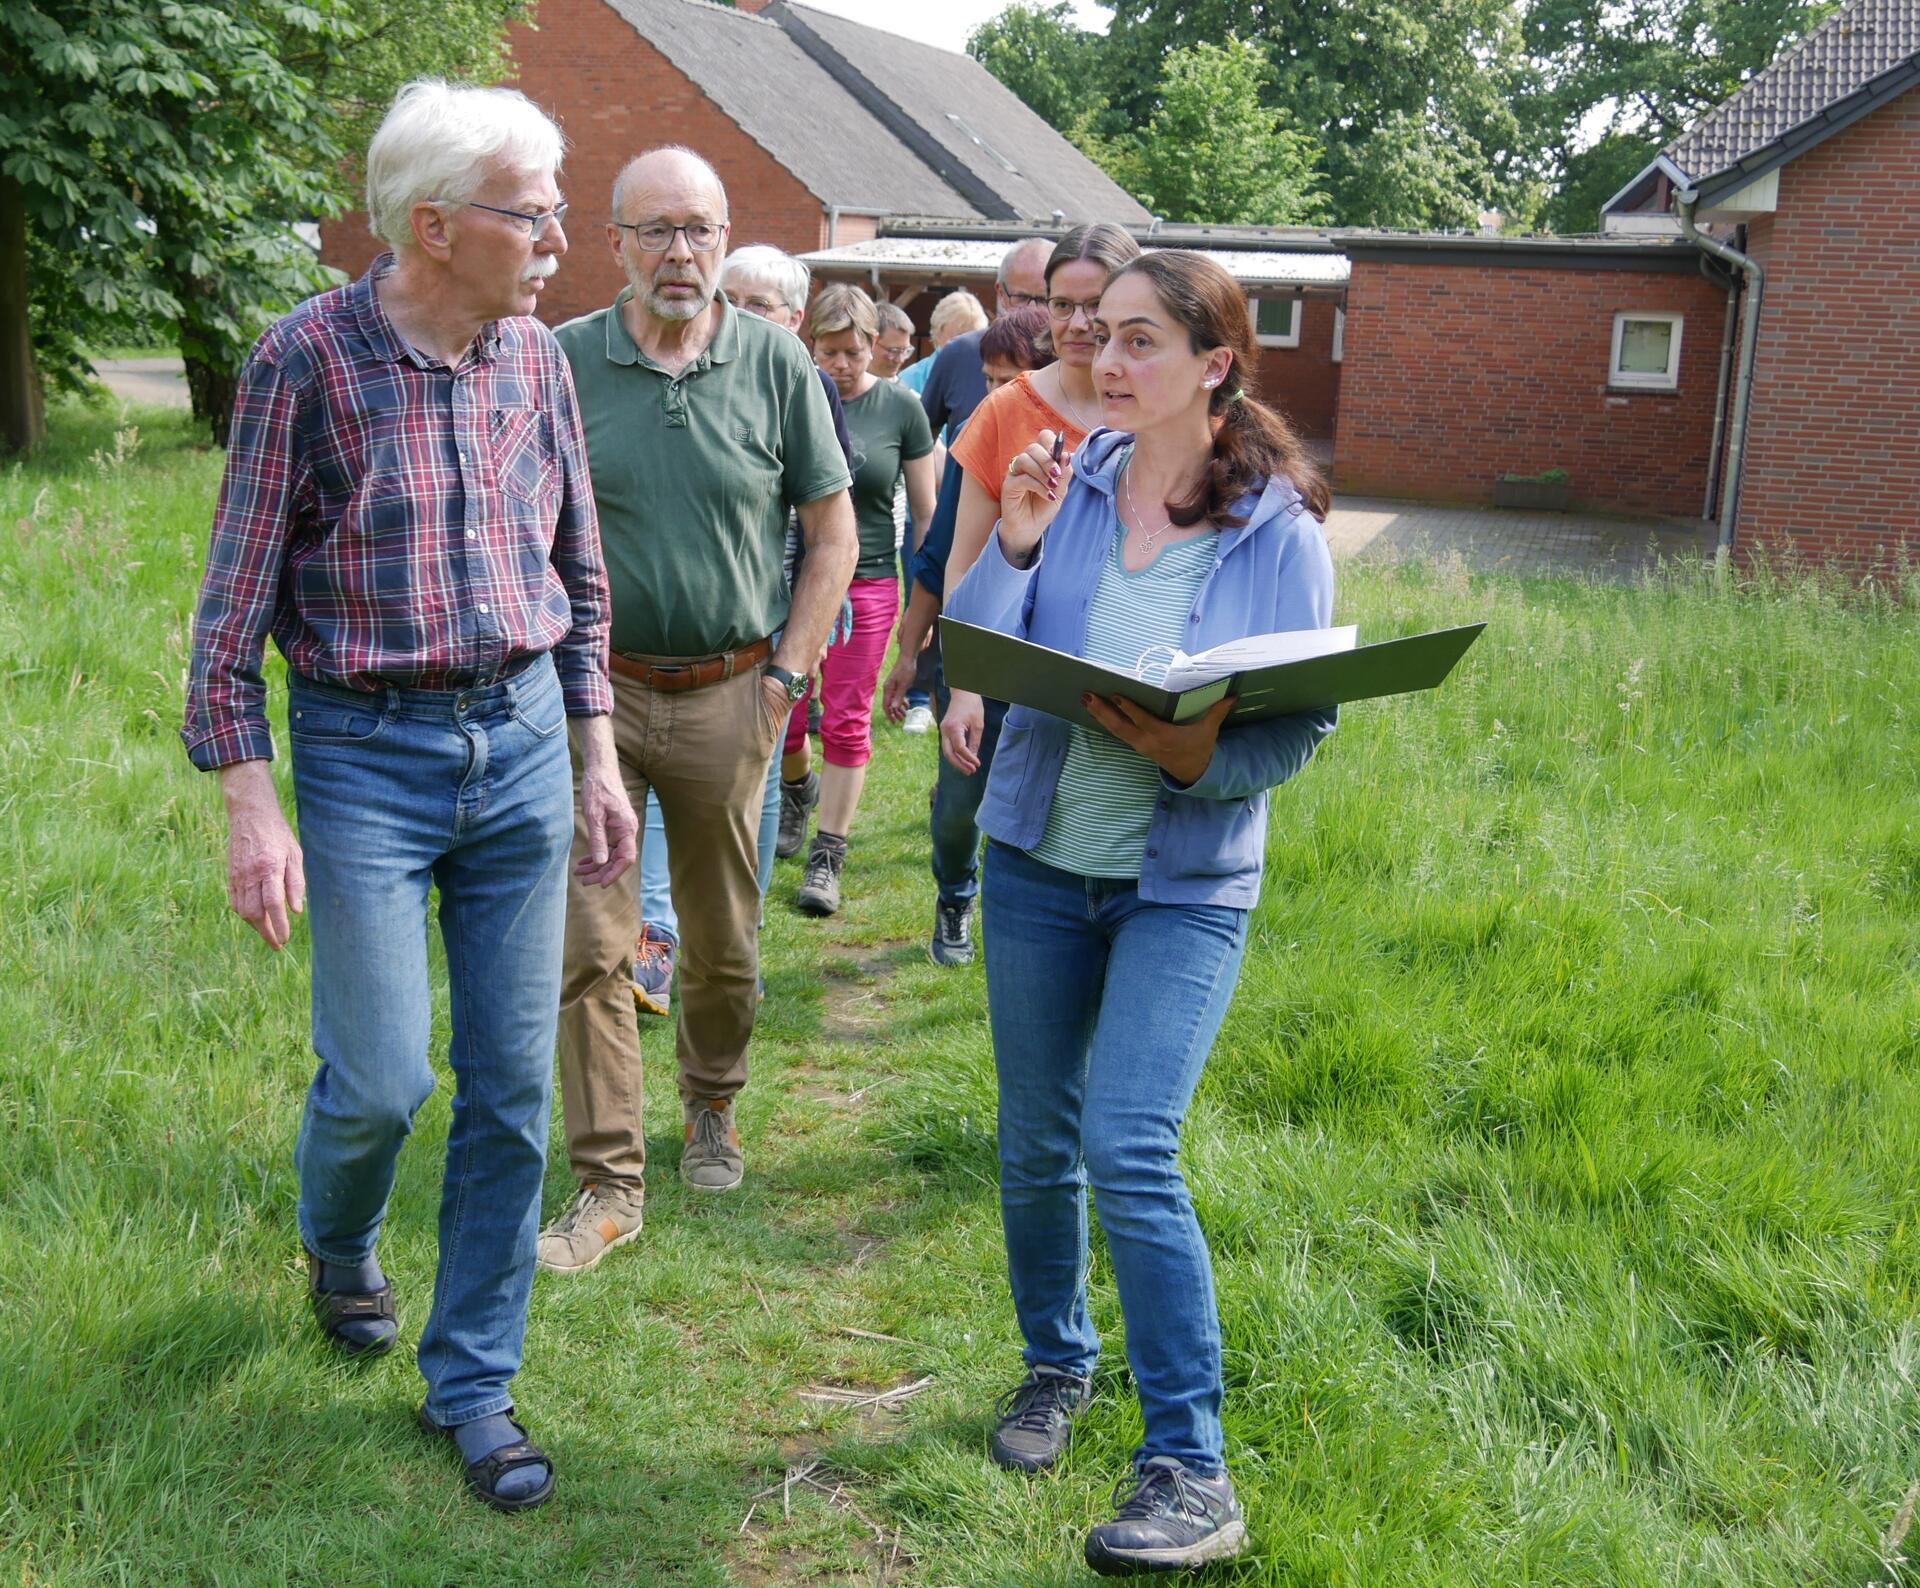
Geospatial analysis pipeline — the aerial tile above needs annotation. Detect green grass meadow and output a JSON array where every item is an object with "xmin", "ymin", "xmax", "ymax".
[{"xmin": 4, "ymin": 402, "xmax": 1919, "ymax": 1585}]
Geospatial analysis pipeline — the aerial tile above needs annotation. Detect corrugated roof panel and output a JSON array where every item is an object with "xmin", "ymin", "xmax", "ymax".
[{"xmin": 799, "ymin": 237, "xmax": 1349, "ymax": 288}]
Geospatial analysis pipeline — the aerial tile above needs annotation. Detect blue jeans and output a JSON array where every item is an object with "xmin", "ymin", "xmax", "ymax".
[
  {"xmin": 930, "ymin": 680, "xmax": 1006, "ymax": 909},
  {"xmin": 638, "ymin": 756, "xmax": 781, "ymax": 938},
  {"xmin": 288, "ymin": 655, "xmax": 574, "ymax": 1428},
  {"xmin": 981, "ymin": 840, "xmax": 1248, "ymax": 1473}
]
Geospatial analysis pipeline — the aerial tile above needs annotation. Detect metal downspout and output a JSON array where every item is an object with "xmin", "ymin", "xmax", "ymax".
[
  {"xmin": 1700, "ymin": 255, "xmax": 1738, "ymax": 521},
  {"xmin": 1676, "ymin": 191, "xmax": 1764, "ymax": 564}
]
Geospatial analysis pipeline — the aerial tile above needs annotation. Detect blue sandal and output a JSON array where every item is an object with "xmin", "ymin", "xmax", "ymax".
[{"xmin": 417, "ymin": 1406, "xmax": 556, "ymax": 1513}]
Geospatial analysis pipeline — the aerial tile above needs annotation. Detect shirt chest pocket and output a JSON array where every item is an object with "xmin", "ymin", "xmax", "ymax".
[{"xmin": 491, "ymin": 408, "xmax": 559, "ymax": 506}]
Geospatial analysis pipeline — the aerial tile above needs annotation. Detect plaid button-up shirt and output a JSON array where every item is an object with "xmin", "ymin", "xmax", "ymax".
[{"xmin": 182, "ymin": 254, "xmax": 613, "ymax": 771}]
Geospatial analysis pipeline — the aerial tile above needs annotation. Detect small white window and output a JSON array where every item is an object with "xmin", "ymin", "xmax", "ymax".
[
  {"xmin": 1609, "ymin": 311, "xmax": 1683, "ymax": 390},
  {"xmin": 1331, "ymin": 306, "xmax": 1345, "ymax": 364},
  {"xmin": 1250, "ymin": 295, "xmax": 1300, "ymax": 348}
]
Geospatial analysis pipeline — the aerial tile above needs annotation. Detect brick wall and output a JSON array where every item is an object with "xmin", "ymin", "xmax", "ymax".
[
  {"xmin": 318, "ymin": 0, "xmax": 830, "ymax": 329},
  {"xmin": 1253, "ymin": 297, "xmax": 1341, "ymax": 442},
  {"xmin": 1332, "ymin": 259, "xmax": 1727, "ymax": 515},
  {"xmin": 1734, "ymin": 86, "xmax": 1920, "ymax": 576}
]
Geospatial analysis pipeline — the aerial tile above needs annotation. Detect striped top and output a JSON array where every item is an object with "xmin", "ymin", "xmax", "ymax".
[{"xmin": 1029, "ymin": 500, "xmax": 1218, "ymax": 878}]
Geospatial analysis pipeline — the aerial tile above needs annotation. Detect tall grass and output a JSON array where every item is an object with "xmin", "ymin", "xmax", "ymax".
[{"xmin": 3, "ymin": 403, "xmax": 1917, "ymax": 1585}]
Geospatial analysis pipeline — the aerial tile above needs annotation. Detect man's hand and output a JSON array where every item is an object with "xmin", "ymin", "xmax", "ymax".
[
  {"xmin": 1083, "ymin": 694, "xmax": 1234, "ymax": 788},
  {"xmin": 881, "ymin": 653, "xmax": 919, "ymax": 723},
  {"xmin": 575, "ymin": 715, "xmax": 638, "ymax": 886},
  {"xmin": 760, "ymin": 670, "xmax": 798, "ymax": 735},
  {"xmin": 218, "ymin": 760, "xmax": 306, "ymax": 951},
  {"xmin": 940, "ymin": 688, "xmax": 986, "ymax": 774}
]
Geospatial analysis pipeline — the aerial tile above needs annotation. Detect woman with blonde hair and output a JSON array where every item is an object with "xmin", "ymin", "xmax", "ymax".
[{"xmin": 900, "ymin": 289, "xmax": 989, "ymax": 394}]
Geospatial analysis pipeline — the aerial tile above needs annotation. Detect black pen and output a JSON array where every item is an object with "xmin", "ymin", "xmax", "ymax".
[{"xmin": 1050, "ymin": 430, "xmax": 1066, "ymax": 467}]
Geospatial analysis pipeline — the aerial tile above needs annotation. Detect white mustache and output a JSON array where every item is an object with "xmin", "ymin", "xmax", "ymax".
[{"xmin": 522, "ymin": 255, "xmax": 559, "ymax": 282}]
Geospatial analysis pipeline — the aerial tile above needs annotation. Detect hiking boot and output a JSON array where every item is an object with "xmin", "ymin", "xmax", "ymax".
[
  {"xmin": 1083, "ymin": 1458, "xmax": 1247, "ymax": 1576},
  {"xmin": 535, "ymin": 1183, "xmax": 645, "ymax": 1276},
  {"xmin": 795, "ymin": 834, "xmax": 844, "ymax": 917},
  {"xmin": 631, "ymin": 923, "xmax": 675, "ymax": 1018},
  {"xmin": 900, "ymin": 703, "xmax": 935, "ymax": 734},
  {"xmin": 929, "ymin": 899, "xmax": 975, "ymax": 967},
  {"xmin": 681, "ymin": 1099, "xmax": 744, "ymax": 1192},
  {"xmin": 776, "ymin": 771, "xmax": 819, "ymax": 859},
  {"xmin": 988, "ymin": 1366, "xmax": 1091, "ymax": 1472}
]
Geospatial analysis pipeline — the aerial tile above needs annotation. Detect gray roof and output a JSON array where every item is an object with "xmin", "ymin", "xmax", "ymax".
[
  {"xmin": 1666, "ymin": 0, "xmax": 1920, "ymax": 179},
  {"xmin": 603, "ymin": 0, "xmax": 980, "ymax": 217},
  {"xmin": 777, "ymin": 2, "xmax": 1151, "ymax": 225}
]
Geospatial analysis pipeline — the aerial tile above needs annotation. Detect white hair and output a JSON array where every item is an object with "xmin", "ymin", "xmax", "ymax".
[
  {"xmin": 721, "ymin": 244, "xmax": 810, "ymax": 310},
  {"xmin": 997, "ymin": 236, "xmax": 1054, "ymax": 286},
  {"xmin": 366, "ymin": 80, "xmax": 566, "ymax": 249},
  {"xmin": 930, "ymin": 289, "xmax": 989, "ymax": 339}
]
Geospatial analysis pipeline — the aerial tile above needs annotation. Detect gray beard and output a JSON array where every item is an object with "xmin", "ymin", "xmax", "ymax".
[{"xmin": 645, "ymin": 288, "xmax": 706, "ymax": 322}]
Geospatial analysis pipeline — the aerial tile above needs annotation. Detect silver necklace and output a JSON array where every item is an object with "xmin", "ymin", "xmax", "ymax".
[{"xmin": 1122, "ymin": 460, "xmax": 1176, "ymax": 557}]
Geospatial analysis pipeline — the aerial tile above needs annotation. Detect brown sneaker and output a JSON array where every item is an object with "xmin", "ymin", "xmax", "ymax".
[
  {"xmin": 535, "ymin": 1183, "xmax": 644, "ymax": 1276},
  {"xmin": 681, "ymin": 1099, "xmax": 744, "ymax": 1192}
]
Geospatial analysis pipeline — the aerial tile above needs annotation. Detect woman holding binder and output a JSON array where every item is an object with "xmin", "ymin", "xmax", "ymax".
[{"xmin": 943, "ymin": 250, "xmax": 1335, "ymax": 1577}]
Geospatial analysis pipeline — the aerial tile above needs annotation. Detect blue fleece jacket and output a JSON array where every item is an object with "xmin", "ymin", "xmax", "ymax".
[{"xmin": 943, "ymin": 427, "xmax": 1336, "ymax": 907}]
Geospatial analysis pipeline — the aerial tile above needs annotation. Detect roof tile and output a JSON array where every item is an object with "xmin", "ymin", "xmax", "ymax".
[{"xmin": 1667, "ymin": 0, "xmax": 1920, "ymax": 178}]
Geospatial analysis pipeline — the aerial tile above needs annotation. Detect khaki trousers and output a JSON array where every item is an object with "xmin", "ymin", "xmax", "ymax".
[{"xmin": 557, "ymin": 665, "xmax": 785, "ymax": 1191}]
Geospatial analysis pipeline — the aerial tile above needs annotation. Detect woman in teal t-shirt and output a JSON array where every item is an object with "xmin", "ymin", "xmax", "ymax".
[{"xmin": 784, "ymin": 284, "xmax": 936, "ymax": 916}]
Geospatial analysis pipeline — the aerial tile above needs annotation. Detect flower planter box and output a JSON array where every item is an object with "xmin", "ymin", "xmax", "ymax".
[{"xmin": 1494, "ymin": 477, "xmax": 1570, "ymax": 512}]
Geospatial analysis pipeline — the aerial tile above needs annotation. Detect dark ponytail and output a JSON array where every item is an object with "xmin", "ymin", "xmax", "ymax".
[{"xmin": 1108, "ymin": 251, "xmax": 1331, "ymax": 526}]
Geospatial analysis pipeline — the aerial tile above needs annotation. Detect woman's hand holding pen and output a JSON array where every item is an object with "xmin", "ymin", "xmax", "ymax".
[
  {"xmin": 997, "ymin": 429, "xmax": 1070, "ymax": 565},
  {"xmin": 1083, "ymin": 695, "xmax": 1235, "ymax": 788}
]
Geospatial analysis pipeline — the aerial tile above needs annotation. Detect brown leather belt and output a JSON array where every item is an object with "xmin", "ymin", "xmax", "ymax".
[{"xmin": 608, "ymin": 636, "xmax": 772, "ymax": 692}]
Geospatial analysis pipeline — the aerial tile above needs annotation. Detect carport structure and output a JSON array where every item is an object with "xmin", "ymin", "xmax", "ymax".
[{"xmin": 800, "ymin": 220, "xmax": 1352, "ymax": 443}]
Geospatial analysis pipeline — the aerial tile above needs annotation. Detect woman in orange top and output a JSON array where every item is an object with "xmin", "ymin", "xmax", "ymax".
[{"xmin": 939, "ymin": 222, "xmax": 1142, "ymax": 776}]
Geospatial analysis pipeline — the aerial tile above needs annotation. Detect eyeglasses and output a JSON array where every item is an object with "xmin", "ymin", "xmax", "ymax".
[
  {"xmin": 1002, "ymin": 289, "xmax": 1048, "ymax": 307},
  {"xmin": 614, "ymin": 220, "xmax": 728, "ymax": 252},
  {"xmin": 726, "ymin": 293, "xmax": 787, "ymax": 318},
  {"xmin": 1047, "ymin": 296, "xmax": 1102, "ymax": 324},
  {"xmin": 436, "ymin": 198, "xmax": 569, "ymax": 241}
]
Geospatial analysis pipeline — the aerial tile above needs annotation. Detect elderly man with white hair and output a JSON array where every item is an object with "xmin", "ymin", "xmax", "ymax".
[
  {"xmin": 182, "ymin": 79, "xmax": 636, "ymax": 1511},
  {"xmin": 538, "ymin": 150, "xmax": 856, "ymax": 1275}
]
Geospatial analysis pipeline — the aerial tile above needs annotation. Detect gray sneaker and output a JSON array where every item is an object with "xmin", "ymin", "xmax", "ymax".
[
  {"xmin": 929, "ymin": 899, "xmax": 975, "ymax": 966},
  {"xmin": 1083, "ymin": 1458, "xmax": 1248, "ymax": 1576},
  {"xmin": 989, "ymin": 1366, "xmax": 1091, "ymax": 1472},
  {"xmin": 536, "ymin": 1182, "xmax": 644, "ymax": 1276},
  {"xmin": 681, "ymin": 1099, "xmax": 744, "ymax": 1192},
  {"xmin": 795, "ymin": 835, "xmax": 844, "ymax": 916},
  {"xmin": 776, "ymin": 771, "xmax": 818, "ymax": 859}
]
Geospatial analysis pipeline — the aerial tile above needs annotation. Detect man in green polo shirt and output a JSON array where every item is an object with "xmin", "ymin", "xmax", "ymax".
[{"xmin": 541, "ymin": 147, "xmax": 856, "ymax": 1274}]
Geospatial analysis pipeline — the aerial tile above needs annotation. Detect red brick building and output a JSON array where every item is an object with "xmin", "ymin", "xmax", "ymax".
[
  {"xmin": 1331, "ymin": 235, "xmax": 1729, "ymax": 515},
  {"xmin": 319, "ymin": 0, "xmax": 1146, "ymax": 330},
  {"xmin": 1603, "ymin": 0, "xmax": 1920, "ymax": 573}
]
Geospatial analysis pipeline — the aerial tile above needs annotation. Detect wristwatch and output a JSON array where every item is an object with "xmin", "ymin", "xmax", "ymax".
[{"xmin": 765, "ymin": 662, "xmax": 808, "ymax": 703}]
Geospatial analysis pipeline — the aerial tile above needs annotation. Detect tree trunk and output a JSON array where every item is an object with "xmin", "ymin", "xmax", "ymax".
[
  {"xmin": 0, "ymin": 179, "xmax": 48, "ymax": 457},
  {"xmin": 183, "ymin": 343, "xmax": 239, "ymax": 449}
]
